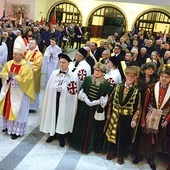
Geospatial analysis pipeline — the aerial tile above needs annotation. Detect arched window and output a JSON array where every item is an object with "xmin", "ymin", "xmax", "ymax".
[
  {"xmin": 88, "ymin": 6, "xmax": 126, "ymax": 38},
  {"xmin": 48, "ymin": 2, "xmax": 82, "ymax": 24},
  {"xmin": 135, "ymin": 10, "xmax": 170, "ymax": 32}
]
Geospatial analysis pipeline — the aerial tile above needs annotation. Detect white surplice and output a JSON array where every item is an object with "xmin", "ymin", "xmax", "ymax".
[{"xmin": 41, "ymin": 45, "xmax": 62, "ymax": 85}]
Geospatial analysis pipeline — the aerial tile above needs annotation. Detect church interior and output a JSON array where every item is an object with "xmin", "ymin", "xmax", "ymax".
[{"xmin": 0, "ymin": 0, "xmax": 170, "ymax": 170}]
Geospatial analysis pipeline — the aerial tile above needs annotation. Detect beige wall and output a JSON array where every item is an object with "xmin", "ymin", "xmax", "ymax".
[
  {"xmin": 35, "ymin": 0, "xmax": 170, "ymax": 31},
  {"xmin": 34, "ymin": 0, "xmax": 47, "ymax": 21}
]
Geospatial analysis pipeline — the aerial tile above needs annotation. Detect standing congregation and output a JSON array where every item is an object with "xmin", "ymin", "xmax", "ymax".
[{"xmin": 0, "ymin": 18, "xmax": 170, "ymax": 170}]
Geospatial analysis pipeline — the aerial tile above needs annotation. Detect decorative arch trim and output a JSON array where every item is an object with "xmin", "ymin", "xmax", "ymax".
[
  {"xmin": 131, "ymin": 8, "xmax": 170, "ymax": 30},
  {"xmin": 86, "ymin": 4, "xmax": 127, "ymax": 29},
  {"xmin": 46, "ymin": 0, "xmax": 83, "ymax": 23}
]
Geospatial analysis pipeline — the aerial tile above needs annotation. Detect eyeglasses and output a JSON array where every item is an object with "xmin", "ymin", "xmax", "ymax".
[{"xmin": 102, "ymin": 53, "xmax": 108, "ymax": 55}]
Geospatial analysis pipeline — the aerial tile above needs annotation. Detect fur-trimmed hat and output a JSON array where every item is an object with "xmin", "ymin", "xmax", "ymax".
[
  {"xmin": 124, "ymin": 66, "xmax": 140, "ymax": 77},
  {"xmin": 93, "ymin": 62, "xmax": 106, "ymax": 73},
  {"xmin": 141, "ymin": 62, "xmax": 156, "ymax": 72},
  {"xmin": 158, "ymin": 65, "xmax": 170, "ymax": 76}
]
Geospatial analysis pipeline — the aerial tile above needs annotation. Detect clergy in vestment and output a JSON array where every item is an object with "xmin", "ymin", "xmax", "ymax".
[
  {"xmin": 24, "ymin": 39, "xmax": 43, "ymax": 112},
  {"xmin": 0, "ymin": 36, "xmax": 35, "ymax": 140},
  {"xmin": 39, "ymin": 53, "xmax": 78, "ymax": 147},
  {"xmin": 41, "ymin": 38, "xmax": 62, "ymax": 85}
]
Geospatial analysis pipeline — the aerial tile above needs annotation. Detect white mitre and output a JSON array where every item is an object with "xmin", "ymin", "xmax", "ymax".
[{"xmin": 13, "ymin": 36, "xmax": 26, "ymax": 55}]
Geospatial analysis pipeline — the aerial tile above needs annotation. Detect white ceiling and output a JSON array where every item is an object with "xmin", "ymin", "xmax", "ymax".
[{"xmin": 95, "ymin": 0, "xmax": 170, "ymax": 6}]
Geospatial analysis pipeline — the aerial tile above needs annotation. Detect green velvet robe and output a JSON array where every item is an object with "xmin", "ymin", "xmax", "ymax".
[
  {"xmin": 106, "ymin": 83, "xmax": 141, "ymax": 157},
  {"xmin": 71, "ymin": 76, "xmax": 111, "ymax": 154}
]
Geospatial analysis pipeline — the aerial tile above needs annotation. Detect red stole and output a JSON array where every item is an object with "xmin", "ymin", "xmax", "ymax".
[
  {"xmin": 23, "ymin": 49, "xmax": 29, "ymax": 58},
  {"xmin": 24, "ymin": 49, "xmax": 38, "ymax": 62},
  {"xmin": 10, "ymin": 63, "xmax": 21, "ymax": 74},
  {"xmin": 3, "ymin": 63, "xmax": 21, "ymax": 120}
]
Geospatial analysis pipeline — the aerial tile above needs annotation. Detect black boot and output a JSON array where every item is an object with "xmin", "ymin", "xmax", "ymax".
[
  {"xmin": 133, "ymin": 155, "xmax": 144, "ymax": 164},
  {"xmin": 2, "ymin": 128, "xmax": 7, "ymax": 132},
  {"xmin": 148, "ymin": 158, "xmax": 156, "ymax": 170},
  {"xmin": 11, "ymin": 134, "xmax": 20, "ymax": 140},
  {"xmin": 46, "ymin": 134, "xmax": 57, "ymax": 143},
  {"xmin": 106, "ymin": 152, "xmax": 116, "ymax": 160},
  {"xmin": 59, "ymin": 134, "xmax": 65, "ymax": 147},
  {"xmin": 117, "ymin": 157, "xmax": 124, "ymax": 165}
]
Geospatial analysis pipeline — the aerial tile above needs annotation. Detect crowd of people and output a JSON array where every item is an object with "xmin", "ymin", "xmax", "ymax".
[
  {"xmin": 0, "ymin": 19, "xmax": 88, "ymax": 54},
  {"xmin": 0, "ymin": 18, "xmax": 170, "ymax": 170}
]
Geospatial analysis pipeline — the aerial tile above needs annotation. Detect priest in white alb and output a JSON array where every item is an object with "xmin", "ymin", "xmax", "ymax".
[{"xmin": 41, "ymin": 38, "xmax": 62, "ymax": 85}]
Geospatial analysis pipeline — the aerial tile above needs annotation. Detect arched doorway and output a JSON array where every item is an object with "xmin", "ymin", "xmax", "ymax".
[
  {"xmin": 48, "ymin": 2, "xmax": 82, "ymax": 24},
  {"xmin": 88, "ymin": 6, "xmax": 126, "ymax": 38},
  {"xmin": 134, "ymin": 10, "xmax": 170, "ymax": 33}
]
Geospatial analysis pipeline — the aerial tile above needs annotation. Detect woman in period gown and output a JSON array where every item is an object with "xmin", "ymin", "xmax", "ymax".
[{"xmin": 71, "ymin": 62, "xmax": 112, "ymax": 154}]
